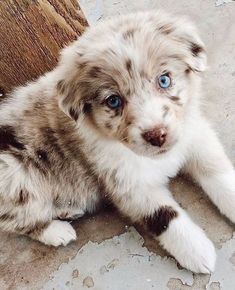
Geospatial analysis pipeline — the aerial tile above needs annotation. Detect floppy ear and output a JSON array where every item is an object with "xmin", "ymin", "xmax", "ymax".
[
  {"xmin": 179, "ymin": 19, "xmax": 207, "ymax": 72},
  {"xmin": 186, "ymin": 38, "xmax": 207, "ymax": 72},
  {"xmin": 154, "ymin": 10, "xmax": 207, "ymax": 72},
  {"xmin": 56, "ymin": 42, "xmax": 90, "ymax": 122},
  {"xmin": 57, "ymin": 78, "xmax": 84, "ymax": 122}
]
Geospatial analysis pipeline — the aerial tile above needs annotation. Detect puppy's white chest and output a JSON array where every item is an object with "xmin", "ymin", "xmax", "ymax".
[
  {"xmin": 95, "ymin": 142, "xmax": 184, "ymax": 189},
  {"xmin": 137, "ymin": 151, "xmax": 184, "ymax": 184}
]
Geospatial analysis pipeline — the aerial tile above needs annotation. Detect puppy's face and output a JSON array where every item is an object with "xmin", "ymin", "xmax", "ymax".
[{"xmin": 58, "ymin": 11, "xmax": 206, "ymax": 157}]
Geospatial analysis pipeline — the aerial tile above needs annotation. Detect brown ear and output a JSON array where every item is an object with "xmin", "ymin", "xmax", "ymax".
[
  {"xmin": 170, "ymin": 17, "xmax": 207, "ymax": 72},
  {"xmin": 56, "ymin": 41, "xmax": 89, "ymax": 122},
  {"xmin": 57, "ymin": 79, "xmax": 84, "ymax": 122},
  {"xmin": 181, "ymin": 21, "xmax": 207, "ymax": 72},
  {"xmin": 187, "ymin": 40, "xmax": 207, "ymax": 72}
]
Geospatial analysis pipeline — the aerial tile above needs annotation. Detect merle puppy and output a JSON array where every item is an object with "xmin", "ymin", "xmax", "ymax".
[{"xmin": 1, "ymin": 11, "xmax": 235, "ymax": 273}]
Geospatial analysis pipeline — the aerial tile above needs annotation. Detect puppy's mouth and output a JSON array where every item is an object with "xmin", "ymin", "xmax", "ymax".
[
  {"xmin": 156, "ymin": 139, "xmax": 178, "ymax": 155},
  {"xmin": 151, "ymin": 145, "xmax": 172, "ymax": 156},
  {"xmin": 157, "ymin": 148, "xmax": 168, "ymax": 154},
  {"xmin": 122, "ymin": 140, "xmax": 175, "ymax": 157}
]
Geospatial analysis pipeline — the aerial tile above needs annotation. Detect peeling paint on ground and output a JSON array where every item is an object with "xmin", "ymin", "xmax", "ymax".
[
  {"xmin": 207, "ymin": 233, "xmax": 235, "ymax": 290},
  {"xmin": 42, "ymin": 227, "xmax": 193, "ymax": 290},
  {"xmin": 167, "ymin": 275, "xmax": 211, "ymax": 290},
  {"xmin": 42, "ymin": 229, "xmax": 235, "ymax": 290}
]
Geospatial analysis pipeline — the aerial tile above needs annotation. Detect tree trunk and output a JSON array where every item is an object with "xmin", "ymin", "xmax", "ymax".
[{"xmin": 0, "ymin": 0, "xmax": 88, "ymax": 96}]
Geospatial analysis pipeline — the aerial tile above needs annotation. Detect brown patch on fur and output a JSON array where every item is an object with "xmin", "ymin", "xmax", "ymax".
[
  {"xmin": 25, "ymin": 156, "xmax": 48, "ymax": 175},
  {"xmin": 69, "ymin": 107, "xmax": 79, "ymax": 121},
  {"xmin": 185, "ymin": 67, "xmax": 192, "ymax": 74},
  {"xmin": 116, "ymin": 112, "xmax": 134, "ymax": 142},
  {"xmin": 17, "ymin": 190, "xmax": 29, "ymax": 205},
  {"xmin": 40, "ymin": 127, "xmax": 65, "ymax": 161},
  {"xmin": 170, "ymin": 96, "xmax": 180, "ymax": 101},
  {"xmin": 0, "ymin": 213, "xmax": 16, "ymax": 222},
  {"xmin": 11, "ymin": 151, "xmax": 24, "ymax": 163},
  {"xmin": 126, "ymin": 88, "xmax": 131, "ymax": 96},
  {"xmin": 59, "ymin": 81, "xmax": 80, "ymax": 112},
  {"xmin": 145, "ymin": 206, "xmax": 178, "ymax": 236},
  {"xmin": 53, "ymin": 195, "xmax": 67, "ymax": 209},
  {"xmin": 88, "ymin": 66, "xmax": 102, "ymax": 79},
  {"xmin": 0, "ymin": 126, "xmax": 25, "ymax": 151},
  {"xmin": 163, "ymin": 105, "xmax": 169, "ymax": 118},
  {"xmin": 123, "ymin": 28, "xmax": 136, "ymax": 40},
  {"xmin": 158, "ymin": 23, "xmax": 174, "ymax": 35},
  {"xmin": 36, "ymin": 149, "xmax": 49, "ymax": 164},
  {"xmin": 140, "ymin": 70, "xmax": 148, "ymax": 79},
  {"xmin": 107, "ymin": 105, "xmax": 123, "ymax": 119},
  {"xmin": 125, "ymin": 113, "xmax": 134, "ymax": 126},
  {"xmin": 190, "ymin": 42, "xmax": 203, "ymax": 56},
  {"xmin": 34, "ymin": 102, "xmax": 43, "ymax": 110},
  {"xmin": 125, "ymin": 59, "xmax": 132, "ymax": 76},
  {"xmin": 160, "ymin": 62, "xmax": 167, "ymax": 67},
  {"xmin": 170, "ymin": 96, "xmax": 182, "ymax": 106},
  {"xmin": 53, "ymin": 194, "xmax": 61, "ymax": 207},
  {"xmin": 57, "ymin": 80, "xmax": 66, "ymax": 95},
  {"xmin": 105, "ymin": 122, "xmax": 112, "ymax": 129},
  {"xmin": 83, "ymin": 103, "xmax": 92, "ymax": 114}
]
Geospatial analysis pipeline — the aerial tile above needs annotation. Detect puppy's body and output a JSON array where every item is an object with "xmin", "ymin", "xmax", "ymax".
[{"xmin": 1, "ymin": 11, "xmax": 235, "ymax": 273}]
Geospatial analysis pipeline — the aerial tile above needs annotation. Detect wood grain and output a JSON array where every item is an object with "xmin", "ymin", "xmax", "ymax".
[{"xmin": 0, "ymin": 0, "xmax": 88, "ymax": 94}]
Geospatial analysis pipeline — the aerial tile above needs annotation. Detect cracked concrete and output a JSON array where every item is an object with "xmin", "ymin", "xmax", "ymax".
[
  {"xmin": 42, "ymin": 227, "xmax": 194, "ymax": 290},
  {"xmin": 0, "ymin": 1, "xmax": 235, "ymax": 289}
]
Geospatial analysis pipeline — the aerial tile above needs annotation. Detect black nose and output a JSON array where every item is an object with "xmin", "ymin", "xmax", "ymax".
[{"xmin": 142, "ymin": 127, "xmax": 167, "ymax": 147}]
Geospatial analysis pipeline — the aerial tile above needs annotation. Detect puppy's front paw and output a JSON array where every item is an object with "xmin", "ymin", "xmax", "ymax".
[
  {"xmin": 39, "ymin": 220, "xmax": 77, "ymax": 246},
  {"xmin": 172, "ymin": 228, "xmax": 216, "ymax": 273}
]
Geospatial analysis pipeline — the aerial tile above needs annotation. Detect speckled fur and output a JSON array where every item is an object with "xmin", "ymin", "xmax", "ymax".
[{"xmin": 1, "ymin": 11, "xmax": 235, "ymax": 273}]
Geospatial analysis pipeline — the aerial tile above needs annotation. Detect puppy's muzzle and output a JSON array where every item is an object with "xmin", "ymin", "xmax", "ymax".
[{"xmin": 142, "ymin": 127, "xmax": 167, "ymax": 147}]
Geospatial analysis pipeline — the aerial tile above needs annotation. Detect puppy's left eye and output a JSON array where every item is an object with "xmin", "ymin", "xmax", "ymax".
[
  {"xmin": 105, "ymin": 94, "xmax": 122, "ymax": 109},
  {"xmin": 158, "ymin": 74, "xmax": 171, "ymax": 89}
]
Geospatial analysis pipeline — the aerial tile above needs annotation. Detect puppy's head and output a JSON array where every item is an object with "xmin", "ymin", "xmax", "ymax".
[{"xmin": 57, "ymin": 11, "xmax": 206, "ymax": 157}]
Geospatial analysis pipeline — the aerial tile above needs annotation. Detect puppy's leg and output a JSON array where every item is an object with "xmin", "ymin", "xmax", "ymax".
[
  {"xmin": 0, "ymin": 197, "xmax": 77, "ymax": 246},
  {"xmin": 0, "ymin": 155, "xmax": 77, "ymax": 246},
  {"xmin": 184, "ymin": 120, "xmax": 235, "ymax": 223},
  {"xmin": 113, "ymin": 187, "xmax": 216, "ymax": 273},
  {"xmin": 0, "ymin": 153, "xmax": 77, "ymax": 246},
  {"xmin": 36, "ymin": 220, "xmax": 77, "ymax": 246}
]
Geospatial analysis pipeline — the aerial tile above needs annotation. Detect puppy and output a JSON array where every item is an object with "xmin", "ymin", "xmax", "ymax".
[{"xmin": 0, "ymin": 11, "xmax": 235, "ymax": 274}]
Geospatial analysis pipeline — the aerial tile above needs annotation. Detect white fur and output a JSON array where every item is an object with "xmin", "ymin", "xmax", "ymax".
[
  {"xmin": 38, "ymin": 220, "xmax": 77, "ymax": 247},
  {"xmin": 159, "ymin": 209, "xmax": 216, "ymax": 273},
  {"xmin": 0, "ymin": 11, "xmax": 234, "ymax": 274}
]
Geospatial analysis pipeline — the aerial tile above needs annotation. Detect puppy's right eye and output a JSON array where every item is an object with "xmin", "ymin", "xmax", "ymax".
[{"xmin": 105, "ymin": 94, "xmax": 123, "ymax": 109}]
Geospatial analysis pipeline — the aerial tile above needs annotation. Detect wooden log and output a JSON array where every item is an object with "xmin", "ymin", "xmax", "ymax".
[{"xmin": 0, "ymin": 0, "xmax": 88, "ymax": 95}]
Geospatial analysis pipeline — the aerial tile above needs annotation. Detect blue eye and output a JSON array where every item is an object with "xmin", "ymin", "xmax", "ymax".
[
  {"xmin": 158, "ymin": 74, "xmax": 171, "ymax": 89},
  {"xmin": 106, "ymin": 94, "xmax": 122, "ymax": 109}
]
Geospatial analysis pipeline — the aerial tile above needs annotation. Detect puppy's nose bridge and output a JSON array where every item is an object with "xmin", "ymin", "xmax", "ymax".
[
  {"xmin": 142, "ymin": 127, "xmax": 167, "ymax": 147},
  {"xmin": 140, "ymin": 94, "xmax": 166, "ymax": 119}
]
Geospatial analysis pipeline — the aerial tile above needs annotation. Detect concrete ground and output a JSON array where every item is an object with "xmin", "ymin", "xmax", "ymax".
[{"xmin": 1, "ymin": 1, "xmax": 235, "ymax": 289}]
